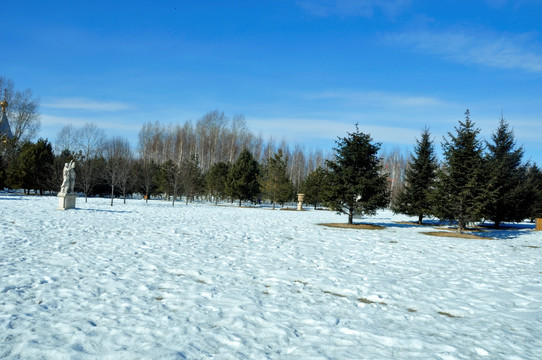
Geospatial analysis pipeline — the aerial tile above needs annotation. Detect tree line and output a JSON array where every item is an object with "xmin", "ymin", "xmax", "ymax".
[
  {"xmin": 301, "ymin": 110, "xmax": 542, "ymax": 229},
  {"xmin": 1, "ymin": 76, "xmax": 541, "ymax": 228}
]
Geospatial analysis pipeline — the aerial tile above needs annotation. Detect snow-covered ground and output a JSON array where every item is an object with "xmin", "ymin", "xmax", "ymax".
[{"xmin": 1, "ymin": 194, "xmax": 541, "ymax": 359}]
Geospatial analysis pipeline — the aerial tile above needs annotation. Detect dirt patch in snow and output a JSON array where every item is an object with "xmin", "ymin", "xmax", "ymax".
[
  {"xmin": 318, "ymin": 223, "xmax": 385, "ymax": 230},
  {"xmin": 421, "ymin": 231, "xmax": 493, "ymax": 240}
]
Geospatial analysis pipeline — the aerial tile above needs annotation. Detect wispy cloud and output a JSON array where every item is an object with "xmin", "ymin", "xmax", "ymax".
[
  {"xmin": 249, "ymin": 117, "xmax": 421, "ymax": 146},
  {"xmin": 304, "ymin": 90, "xmax": 449, "ymax": 108},
  {"xmin": 43, "ymin": 97, "xmax": 134, "ymax": 111},
  {"xmin": 297, "ymin": 0, "xmax": 411, "ymax": 17},
  {"xmin": 385, "ymin": 29, "xmax": 542, "ymax": 73},
  {"xmin": 41, "ymin": 114, "xmax": 140, "ymax": 131}
]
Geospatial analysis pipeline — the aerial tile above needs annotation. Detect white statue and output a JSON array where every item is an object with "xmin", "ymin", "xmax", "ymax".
[{"xmin": 59, "ymin": 160, "xmax": 76, "ymax": 194}]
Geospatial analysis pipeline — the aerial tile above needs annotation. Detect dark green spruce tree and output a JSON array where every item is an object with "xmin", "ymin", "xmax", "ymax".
[
  {"xmin": 206, "ymin": 161, "xmax": 231, "ymax": 205},
  {"xmin": 392, "ymin": 127, "xmax": 438, "ymax": 224},
  {"xmin": 325, "ymin": 125, "xmax": 389, "ymax": 224},
  {"xmin": 484, "ymin": 116, "xmax": 529, "ymax": 228},
  {"xmin": 302, "ymin": 167, "xmax": 329, "ymax": 210},
  {"xmin": 181, "ymin": 155, "xmax": 205, "ymax": 204},
  {"xmin": 227, "ymin": 149, "xmax": 260, "ymax": 206},
  {"xmin": 260, "ymin": 149, "xmax": 293, "ymax": 209},
  {"xmin": 433, "ymin": 110, "xmax": 488, "ymax": 232},
  {"xmin": 525, "ymin": 164, "xmax": 542, "ymax": 221}
]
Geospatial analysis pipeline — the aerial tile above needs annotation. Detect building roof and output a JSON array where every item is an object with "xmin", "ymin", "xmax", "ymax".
[{"xmin": 0, "ymin": 96, "xmax": 14, "ymax": 140}]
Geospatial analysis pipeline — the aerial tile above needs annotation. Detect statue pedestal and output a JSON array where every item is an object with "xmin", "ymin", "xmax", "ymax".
[{"xmin": 58, "ymin": 193, "xmax": 77, "ymax": 210}]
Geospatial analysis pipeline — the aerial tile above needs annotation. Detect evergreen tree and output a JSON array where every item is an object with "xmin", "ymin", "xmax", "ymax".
[
  {"xmin": 484, "ymin": 117, "xmax": 529, "ymax": 227},
  {"xmin": 302, "ymin": 167, "xmax": 329, "ymax": 210},
  {"xmin": 181, "ymin": 155, "xmax": 205, "ymax": 204},
  {"xmin": 206, "ymin": 161, "xmax": 231, "ymax": 205},
  {"xmin": 525, "ymin": 164, "xmax": 542, "ymax": 220},
  {"xmin": 0, "ymin": 151, "xmax": 4, "ymax": 189},
  {"xmin": 158, "ymin": 159, "xmax": 181, "ymax": 206},
  {"xmin": 260, "ymin": 149, "xmax": 293, "ymax": 209},
  {"xmin": 8, "ymin": 139, "xmax": 55, "ymax": 194},
  {"xmin": 227, "ymin": 149, "xmax": 260, "ymax": 206},
  {"xmin": 325, "ymin": 125, "xmax": 389, "ymax": 224},
  {"xmin": 392, "ymin": 128, "xmax": 437, "ymax": 224},
  {"xmin": 133, "ymin": 158, "xmax": 159, "ymax": 202},
  {"xmin": 433, "ymin": 110, "xmax": 487, "ymax": 232}
]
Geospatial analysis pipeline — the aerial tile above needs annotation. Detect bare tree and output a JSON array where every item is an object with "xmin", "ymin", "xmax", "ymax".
[
  {"xmin": 138, "ymin": 121, "xmax": 161, "ymax": 202},
  {"xmin": 118, "ymin": 148, "xmax": 134, "ymax": 204},
  {"xmin": 75, "ymin": 123, "xmax": 106, "ymax": 202},
  {"xmin": 0, "ymin": 76, "xmax": 40, "ymax": 144},
  {"xmin": 104, "ymin": 136, "xmax": 132, "ymax": 206},
  {"xmin": 55, "ymin": 125, "xmax": 77, "ymax": 154}
]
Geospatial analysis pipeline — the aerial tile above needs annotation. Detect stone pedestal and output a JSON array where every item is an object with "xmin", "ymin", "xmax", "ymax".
[
  {"xmin": 297, "ymin": 193, "xmax": 305, "ymax": 211},
  {"xmin": 58, "ymin": 193, "xmax": 77, "ymax": 210}
]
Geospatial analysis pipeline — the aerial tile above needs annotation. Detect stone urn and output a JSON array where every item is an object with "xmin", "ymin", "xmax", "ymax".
[{"xmin": 297, "ymin": 193, "xmax": 305, "ymax": 211}]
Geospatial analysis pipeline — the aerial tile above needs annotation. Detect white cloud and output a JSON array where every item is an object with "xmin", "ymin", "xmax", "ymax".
[
  {"xmin": 43, "ymin": 97, "xmax": 134, "ymax": 111},
  {"xmin": 305, "ymin": 90, "xmax": 449, "ymax": 108},
  {"xmin": 248, "ymin": 117, "xmax": 420, "ymax": 146},
  {"xmin": 297, "ymin": 0, "xmax": 411, "ymax": 17},
  {"xmin": 386, "ymin": 29, "xmax": 542, "ymax": 73},
  {"xmin": 40, "ymin": 114, "xmax": 139, "ymax": 131}
]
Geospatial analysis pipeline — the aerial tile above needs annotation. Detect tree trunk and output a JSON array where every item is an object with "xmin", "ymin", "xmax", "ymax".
[
  {"xmin": 348, "ymin": 208, "xmax": 354, "ymax": 224},
  {"xmin": 110, "ymin": 185, "xmax": 114, "ymax": 206},
  {"xmin": 239, "ymin": 199, "xmax": 242, "ymax": 207},
  {"xmin": 457, "ymin": 220, "xmax": 466, "ymax": 233},
  {"xmin": 418, "ymin": 214, "xmax": 423, "ymax": 225}
]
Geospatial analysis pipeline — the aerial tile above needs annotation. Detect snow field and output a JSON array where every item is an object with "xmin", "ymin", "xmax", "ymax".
[{"xmin": 1, "ymin": 195, "xmax": 541, "ymax": 359}]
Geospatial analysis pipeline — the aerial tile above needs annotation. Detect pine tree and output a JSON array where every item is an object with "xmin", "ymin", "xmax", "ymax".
[
  {"xmin": 302, "ymin": 167, "xmax": 329, "ymax": 210},
  {"xmin": 392, "ymin": 128, "xmax": 437, "ymax": 224},
  {"xmin": 227, "ymin": 149, "xmax": 260, "ymax": 206},
  {"xmin": 206, "ymin": 161, "xmax": 231, "ymax": 205},
  {"xmin": 433, "ymin": 110, "xmax": 487, "ymax": 232},
  {"xmin": 181, "ymin": 155, "xmax": 204, "ymax": 204},
  {"xmin": 260, "ymin": 149, "xmax": 293, "ymax": 209},
  {"xmin": 0, "ymin": 151, "xmax": 5, "ymax": 189},
  {"xmin": 484, "ymin": 116, "xmax": 528, "ymax": 227},
  {"xmin": 525, "ymin": 164, "xmax": 542, "ymax": 220},
  {"xmin": 9, "ymin": 139, "xmax": 55, "ymax": 194},
  {"xmin": 158, "ymin": 159, "xmax": 181, "ymax": 206},
  {"xmin": 325, "ymin": 125, "xmax": 389, "ymax": 224}
]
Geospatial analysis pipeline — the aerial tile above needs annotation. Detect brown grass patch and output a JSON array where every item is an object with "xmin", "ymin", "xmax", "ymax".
[
  {"xmin": 280, "ymin": 207, "xmax": 304, "ymax": 211},
  {"xmin": 437, "ymin": 311, "xmax": 462, "ymax": 318},
  {"xmin": 155, "ymin": 296, "xmax": 163, "ymax": 301},
  {"xmin": 421, "ymin": 231, "xmax": 492, "ymax": 240},
  {"xmin": 323, "ymin": 290, "xmax": 348, "ymax": 298},
  {"xmin": 357, "ymin": 297, "xmax": 387, "ymax": 305},
  {"xmin": 523, "ymin": 245, "xmax": 540, "ymax": 249},
  {"xmin": 407, "ymin": 308, "xmax": 418, "ymax": 313},
  {"xmin": 318, "ymin": 223, "xmax": 385, "ymax": 230}
]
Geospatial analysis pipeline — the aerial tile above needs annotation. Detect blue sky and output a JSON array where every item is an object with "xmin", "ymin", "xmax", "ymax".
[{"xmin": 2, "ymin": 0, "xmax": 542, "ymax": 163}]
